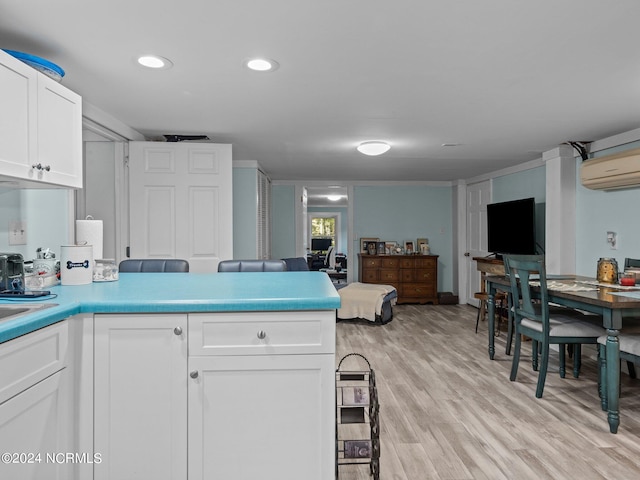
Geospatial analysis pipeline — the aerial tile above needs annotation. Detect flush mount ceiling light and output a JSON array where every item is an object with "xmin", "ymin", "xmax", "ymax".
[
  {"xmin": 357, "ymin": 141, "xmax": 391, "ymax": 156},
  {"xmin": 245, "ymin": 58, "xmax": 279, "ymax": 72},
  {"xmin": 137, "ymin": 55, "xmax": 173, "ymax": 69},
  {"xmin": 327, "ymin": 195, "xmax": 342, "ymax": 201}
]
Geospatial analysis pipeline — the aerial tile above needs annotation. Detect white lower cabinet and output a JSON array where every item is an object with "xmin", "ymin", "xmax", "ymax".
[
  {"xmin": 187, "ymin": 311, "xmax": 336, "ymax": 480},
  {"xmin": 188, "ymin": 353, "xmax": 335, "ymax": 480},
  {"xmin": 93, "ymin": 314, "xmax": 188, "ymax": 480},
  {"xmin": 0, "ymin": 321, "xmax": 70, "ymax": 480}
]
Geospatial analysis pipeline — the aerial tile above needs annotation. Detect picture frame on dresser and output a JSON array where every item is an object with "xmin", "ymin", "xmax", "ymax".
[
  {"xmin": 404, "ymin": 241, "xmax": 414, "ymax": 254},
  {"xmin": 360, "ymin": 237, "xmax": 379, "ymax": 253},
  {"xmin": 384, "ymin": 241, "xmax": 396, "ymax": 254},
  {"xmin": 376, "ymin": 242, "xmax": 386, "ymax": 255}
]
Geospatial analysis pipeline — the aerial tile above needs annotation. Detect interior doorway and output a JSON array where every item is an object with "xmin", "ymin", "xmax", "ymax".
[{"xmin": 302, "ymin": 185, "xmax": 352, "ymax": 280}]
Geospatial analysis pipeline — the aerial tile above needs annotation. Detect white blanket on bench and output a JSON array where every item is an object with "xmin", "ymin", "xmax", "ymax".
[{"xmin": 337, "ymin": 282, "xmax": 397, "ymax": 322}]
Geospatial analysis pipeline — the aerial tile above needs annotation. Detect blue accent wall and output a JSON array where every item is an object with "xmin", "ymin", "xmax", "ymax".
[
  {"xmin": 353, "ymin": 185, "xmax": 453, "ymax": 292},
  {"xmin": 271, "ymin": 185, "xmax": 297, "ymax": 259},
  {"xmin": 575, "ymin": 141, "xmax": 640, "ymax": 276}
]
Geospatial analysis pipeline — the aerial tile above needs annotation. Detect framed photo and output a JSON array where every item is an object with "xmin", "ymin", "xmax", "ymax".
[
  {"xmin": 360, "ymin": 237, "xmax": 379, "ymax": 253},
  {"xmin": 344, "ymin": 440, "xmax": 371, "ymax": 459},
  {"xmin": 404, "ymin": 241, "xmax": 414, "ymax": 254},
  {"xmin": 417, "ymin": 238, "xmax": 429, "ymax": 255},
  {"xmin": 385, "ymin": 241, "xmax": 396, "ymax": 254},
  {"xmin": 342, "ymin": 386, "xmax": 370, "ymax": 406},
  {"xmin": 376, "ymin": 241, "xmax": 385, "ymax": 255}
]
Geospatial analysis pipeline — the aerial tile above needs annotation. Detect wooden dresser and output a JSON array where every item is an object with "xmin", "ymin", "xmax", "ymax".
[{"xmin": 358, "ymin": 254, "xmax": 439, "ymax": 304}]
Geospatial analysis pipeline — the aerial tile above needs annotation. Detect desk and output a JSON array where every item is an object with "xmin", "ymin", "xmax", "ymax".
[{"xmin": 485, "ymin": 274, "xmax": 640, "ymax": 433}]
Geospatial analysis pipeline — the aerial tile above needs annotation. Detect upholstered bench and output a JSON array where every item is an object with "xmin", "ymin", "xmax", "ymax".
[{"xmin": 336, "ymin": 282, "xmax": 397, "ymax": 324}]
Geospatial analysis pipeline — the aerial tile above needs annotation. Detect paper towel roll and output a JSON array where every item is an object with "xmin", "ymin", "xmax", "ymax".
[{"xmin": 76, "ymin": 217, "xmax": 103, "ymax": 260}]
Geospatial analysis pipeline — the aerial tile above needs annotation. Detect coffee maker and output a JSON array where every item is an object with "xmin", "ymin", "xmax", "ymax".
[{"xmin": 0, "ymin": 253, "xmax": 25, "ymax": 292}]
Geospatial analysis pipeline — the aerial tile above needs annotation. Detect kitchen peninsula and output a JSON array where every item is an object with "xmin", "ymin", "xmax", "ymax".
[{"xmin": 0, "ymin": 272, "xmax": 340, "ymax": 480}]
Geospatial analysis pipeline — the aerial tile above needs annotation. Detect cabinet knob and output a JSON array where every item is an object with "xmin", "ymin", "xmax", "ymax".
[
  {"xmin": 257, "ymin": 330, "xmax": 267, "ymax": 340},
  {"xmin": 174, "ymin": 326, "xmax": 183, "ymax": 336},
  {"xmin": 190, "ymin": 371, "xmax": 199, "ymax": 379},
  {"xmin": 43, "ymin": 165, "xmax": 51, "ymax": 171},
  {"xmin": 32, "ymin": 163, "xmax": 41, "ymax": 170}
]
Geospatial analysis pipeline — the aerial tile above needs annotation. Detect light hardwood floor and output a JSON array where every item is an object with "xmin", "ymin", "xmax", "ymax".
[{"xmin": 335, "ymin": 304, "xmax": 640, "ymax": 480}]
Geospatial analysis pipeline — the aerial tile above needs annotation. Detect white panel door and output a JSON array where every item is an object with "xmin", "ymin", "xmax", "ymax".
[
  {"xmin": 94, "ymin": 314, "xmax": 188, "ymax": 480},
  {"xmin": 465, "ymin": 180, "xmax": 491, "ymax": 306},
  {"xmin": 188, "ymin": 354, "xmax": 335, "ymax": 480},
  {"xmin": 128, "ymin": 142, "xmax": 232, "ymax": 272}
]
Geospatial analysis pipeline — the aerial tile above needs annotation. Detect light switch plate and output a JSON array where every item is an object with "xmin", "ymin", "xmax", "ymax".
[{"xmin": 9, "ymin": 221, "xmax": 26, "ymax": 245}]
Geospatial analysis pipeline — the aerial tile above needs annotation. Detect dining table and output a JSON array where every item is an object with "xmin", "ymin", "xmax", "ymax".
[{"xmin": 484, "ymin": 273, "xmax": 640, "ymax": 434}]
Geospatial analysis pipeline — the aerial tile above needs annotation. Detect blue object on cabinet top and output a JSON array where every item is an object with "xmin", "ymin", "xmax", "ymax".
[{"xmin": 2, "ymin": 49, "xmax": 65, "ymax": 81}]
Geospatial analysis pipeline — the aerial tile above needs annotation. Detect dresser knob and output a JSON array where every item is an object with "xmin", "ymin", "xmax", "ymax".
[
  {"xmin": 190, "ymin": 371, "xmax": 199, "ymax": 379},
  {"xmin": 174, "ymin": 326, "xmax": 183, "ymax": 336},
  {"xmin": 257, "ymin": 330, "xmax": 267, "ymax": 340}
]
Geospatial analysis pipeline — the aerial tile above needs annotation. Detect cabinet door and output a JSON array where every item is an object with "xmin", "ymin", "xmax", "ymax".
[
  {"xmin": 94, "ymin": 314, "xmax": 188, "ymax": 480},
  {"xmin": 0, "ymin": 369, "xmax": 70, "ymax": 480},
  {"xmin": 36, "ymin": 75, "xmax": 82, "ymax": 188},
  {"xmin": 188, "ymin": 354, "xmax": 335, "ymax": 480},
  {"xmin": 0, "ymin": 50, "xmax": 37, "ymax": 177}
]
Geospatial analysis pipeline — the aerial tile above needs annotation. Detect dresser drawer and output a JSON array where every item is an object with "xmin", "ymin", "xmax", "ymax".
[
  {"xmin": 416, "ymin": 257, "xmax": 437, "ymax": 268},
  {"xmin": 361, "ymin": 257, "xmax": 382, "ymax": 269},
  {"xmin": 379, "ymin": 269, "xmax": 399, "ymax": 283},
  {"xmin": 399, "ymin": 258, "xmax": 415, "ymax": 268},
  {"xmin": 415, "ymin": 269, "xmax": 435, "ymax": 281},
  {"xmin": 189, "ymin": 311, "xmax": 335, "ymax": 356},
  {"xmin": 361, "ymin": 269, "xmax": 379, "ymax": 282},
  {"xmin": 401, "ymin": 283, "xmax": 436, "ymax": 298},
  {"xmin": 382, "ymin": 258, "xmax": 401, "ymax": 268}
]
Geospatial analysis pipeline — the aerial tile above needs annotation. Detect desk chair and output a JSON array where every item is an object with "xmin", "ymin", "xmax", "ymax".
[
  {"xmin": 119, "ymin": 259, "xmax": 189, "ymax": 272},
  {"xmin": 504, "ymin": 254, "xmax": 603, "ymax": 398}
]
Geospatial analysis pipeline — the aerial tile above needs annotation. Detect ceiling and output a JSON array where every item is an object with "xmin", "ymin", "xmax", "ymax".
[{"xmin": 2, "ymin": 1, "xmax": 640, "ymax": 183}]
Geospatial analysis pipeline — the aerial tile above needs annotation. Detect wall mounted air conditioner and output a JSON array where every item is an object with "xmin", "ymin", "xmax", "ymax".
[{"xmin": 580, "ymin": 147, "xmax": 640, "ymax": 190}]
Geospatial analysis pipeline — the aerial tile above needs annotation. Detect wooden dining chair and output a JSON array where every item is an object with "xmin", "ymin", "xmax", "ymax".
[
  {"xmin": 504, "ymin": 254, "xmax": 604, "ymax": 398},
  {"xmin": 474, "ymin": 271, "xmax": 508, "ymax": 334}
]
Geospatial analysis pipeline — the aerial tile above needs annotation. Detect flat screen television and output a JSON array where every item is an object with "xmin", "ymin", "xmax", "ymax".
[
  {"xmin": 311, "ymin": 238, "xmax": 332, "ymax": 253},
  {"xmin": 487, "ymin": 197, "xmax": 536, "ymax": 256}
]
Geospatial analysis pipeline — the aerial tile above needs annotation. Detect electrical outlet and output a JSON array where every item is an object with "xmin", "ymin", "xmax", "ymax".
[{"xmin": 9, "ymin": 221, "xmax": 26, "ymax": 245}]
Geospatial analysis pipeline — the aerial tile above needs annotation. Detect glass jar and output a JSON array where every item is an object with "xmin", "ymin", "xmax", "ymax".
[{"xmin": 597, "ymin": 257, "xmax": 618, "ymax": 284}]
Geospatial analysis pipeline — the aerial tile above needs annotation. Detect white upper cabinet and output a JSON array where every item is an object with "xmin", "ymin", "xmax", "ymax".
[{"xmin": 0, "ymin": 49, "xmax": 82, "ymax": 188}]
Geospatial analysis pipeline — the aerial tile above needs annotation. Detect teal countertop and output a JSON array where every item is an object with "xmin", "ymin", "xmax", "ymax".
[{"xmin": 0, "ymin": 272, "xmax": 341, "ymax": 344}]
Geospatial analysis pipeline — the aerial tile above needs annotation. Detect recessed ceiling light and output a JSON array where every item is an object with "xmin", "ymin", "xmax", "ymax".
[
  {"xmin": 245, "ymin": 58, "xmax": 279, "ymax": 72},
  {"xmin": 137, "ymin": 55, "xmax": 173, "ymax": 69},
  {"xmin": 357, "ymin": 141, "xmax": 391, "ymax": 156}
]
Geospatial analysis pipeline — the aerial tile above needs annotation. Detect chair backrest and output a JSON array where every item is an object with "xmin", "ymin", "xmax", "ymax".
[
  {"xmin": 119, "ymin": 259, "xmax": 190, "ymax": 272},
  {"xmin": 217, "ymin": 259, "xmax": 287, "ymax": 272},
  {"xmin": 282, "ymin": 257, "xmax": 310, "ymax": 271},
  {"xmin": 503, "ymin": 254, "xmax": 549, "ymax": 326},
  {"xmin": 624, "ymin": 258, "xmax": 640, "ymax": 269},
  {"xmin": 324, "ymin": 246, "xmax": 336, "ymax": 269}
]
